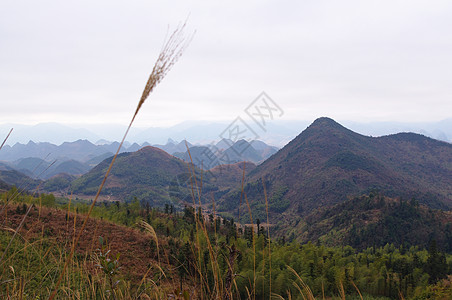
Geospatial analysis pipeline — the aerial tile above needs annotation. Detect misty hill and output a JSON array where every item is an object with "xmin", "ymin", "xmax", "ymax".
[
  {"xmin": 0, "ymin": 140, "xmax": 120, "ymax": 162},
  {"xmin": 0, "ymin": 123, "xmax": 101, "ymax": 145},
  {"xmin": 218, "ymin": 117, "xmax": 452, "ymax": 222},
  {"xmin": 173, "ymin": 146, "xmax": 221, "ymax": 169},
  {"xmin": 153, "ymin": 140, "xmax": 193, "ymax": 155},
  {"xmin": 85, "ymin": 152, "xmax": 114, "ymax": 167},
  {"xmin": 9, "ymin": 157, "xmax": 90, "ymax": 180},
  {"xmin": 214, "ymin": 139, "xmax": 278, "ymax": 162},
  {"xmin": 3, "ymin": 119, "xmax": 451, "ymax": 148},
  {"xmin": 174, "ymin": 140, "xmax": 277, "ymax": 169},
  {"xmin": 1, "ymin": 138, "xmax": 278, "ymax": 181},
  {"xmin": 0, "ymin": 140, "xmax": 145, "ymax": 180},
  {"xmin": 15, "ymin": 157, "xmax": 49, "ymax": 176},
  {"xmin": 223, "ymin": 140, "xmax": 263, "ymax": 163}
]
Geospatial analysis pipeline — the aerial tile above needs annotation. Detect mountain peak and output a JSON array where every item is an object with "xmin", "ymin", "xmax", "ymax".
[
  {"xmin": 300, "ymin": 117, "xmax": 356, "ymax": 139},
  {"xmin": 310, "ymin": 117, "xmax": 343, "ymax": 129}
]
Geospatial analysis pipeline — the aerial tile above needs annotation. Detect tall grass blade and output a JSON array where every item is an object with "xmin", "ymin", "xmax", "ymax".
[
  {"xmin": 262, "ymin": 178, "xmax": 271, "ymax": 299},
  {"xmin": 0, "ymin": 128, "xmax": 13, "ymax": 151}
]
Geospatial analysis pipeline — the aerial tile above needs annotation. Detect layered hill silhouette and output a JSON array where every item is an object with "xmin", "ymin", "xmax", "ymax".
[
  {"xmin": 218, "ymin": 117, "xmax": 452, "ymax": 221},
  {"xmin": 173, "ymin": 139, "xmax": 276, "ymax": 168},
  {"xmin": 0, "ymin": 138, "xmax": 277, "ymax": 180}
]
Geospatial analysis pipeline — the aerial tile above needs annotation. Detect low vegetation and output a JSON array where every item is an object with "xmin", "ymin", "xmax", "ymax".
[{"xmin": 1, "ymin": 189, "xmax": 451, "ymax": 299}]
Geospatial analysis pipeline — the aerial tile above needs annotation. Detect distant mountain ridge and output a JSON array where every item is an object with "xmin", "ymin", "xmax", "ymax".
[
  {"xmin": 0, "ymin": 140, "xmax": 132, "ymax": 162},
  {"xmin": 0, "ymin": 121, "xmax": 300, "ymax": 147},
  {"xmin": 2, "ymin": 119, "xmax": 451, "ymax": 147},
  {"xmin": 173, "ymin": 139, "xmax": 278, "ymax": 168},
  {"xmin": 0, "ymin": 138, "xmax": 278, "ymax": 179}
]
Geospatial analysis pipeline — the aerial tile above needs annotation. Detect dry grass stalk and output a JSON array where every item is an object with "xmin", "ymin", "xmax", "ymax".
[
  {"xmin": 185, "ymin": 141, "xmax": 201, "ymax": 204},
  {"xmin": 184, "ymin": 143, "xmax": 204, "ymax": 297},
  {"xmin": 351, "ymin": 280, "xmax": 363, "ymax": 300},
  {"xmin": 0, "ymin": 128, "xmax": 13, "ymax": 151},
  {"xmin": 398, "ymin": 289, "xmax": 406, "ymax": 300},
  {"xmin": 135, "ymin": 220, "xmax": 167, "ymax": 298},
  {"xmin": 238, "ymin": 161, "xmax": 246, "ymax": 230},
  {"xmin": 262, "ymin": 178, "xmax": 271, "ymax": 299},
  {"xmin": 338, "ymin": 281, "xmax": 346, "ymax": 300},
  {"xmin": 139, "ymin": 220, "xmax": 160, "ymax": 263},
  {"xmin": 49, "ymin": 22, "xmax": 193, "ymax": 300},
  {"xmin": 136, "ymin": 22, "xmax": 194, "ymax": 118},
  {"xmin": 287, "ymin": 265, "xmax": 315, "ymax": 300},
  {"xmin": 244, "ymin": 192, "xmax": 256, "ymax": 300}
]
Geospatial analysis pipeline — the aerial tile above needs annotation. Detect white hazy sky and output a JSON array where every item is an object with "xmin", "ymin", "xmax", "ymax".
[{"xmin": 1, "ymin": 0, "xmax": 452, "ymax": 128}]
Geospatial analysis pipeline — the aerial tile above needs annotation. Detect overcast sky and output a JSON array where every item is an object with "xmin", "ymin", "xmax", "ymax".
[{"xmin": 1, "ymin": 0, "xmax": 452, "ymax": 129}]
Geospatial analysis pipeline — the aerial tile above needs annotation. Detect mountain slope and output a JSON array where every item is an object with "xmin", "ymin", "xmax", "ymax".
[
  {"xmin": 0, "ymin": 169, "xmax": 42, "ymax": 191},
  {"xmin": 284, "ymin": 193, "xmax": 452, "ymax": 252},
  {"xmin": 219, "ymin": 117, "xmax": 452, "ymax": 220},
  {"xmin": 223, "ymin": 140, "xmax": 263, "ymax": 164}
]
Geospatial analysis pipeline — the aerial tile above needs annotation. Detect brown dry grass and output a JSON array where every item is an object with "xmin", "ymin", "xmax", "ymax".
[{"xmin": 1, "ymin": 204, "xmax": 167, "ymax": 283}]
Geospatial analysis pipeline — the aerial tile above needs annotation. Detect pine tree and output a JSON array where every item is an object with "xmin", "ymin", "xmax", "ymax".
[{"xmin": 426, "ymin": 239, "xmax": 448, "ymax": 284}]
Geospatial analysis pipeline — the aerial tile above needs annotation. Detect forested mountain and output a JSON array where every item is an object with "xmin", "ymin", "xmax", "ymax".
[
  {"xmin": 220, "ymin": 117, "xmax": 452, "ymax": 223},
  {"xmin": 71, "ymin": 146, "xmax": 221, "ymax": 206}
]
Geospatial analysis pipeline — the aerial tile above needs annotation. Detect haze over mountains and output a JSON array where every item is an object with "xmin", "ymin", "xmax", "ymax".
[
  {"xmin": 1, "ymin": 118, "xmax": 452, "ymax": 147},
  {"xmin": 0, "ymin": 138, "xmax": 277, "ymax": 180},
  {"xmin": 0, "ymin": 121, "xmax": 300, "ymax": 147}
]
